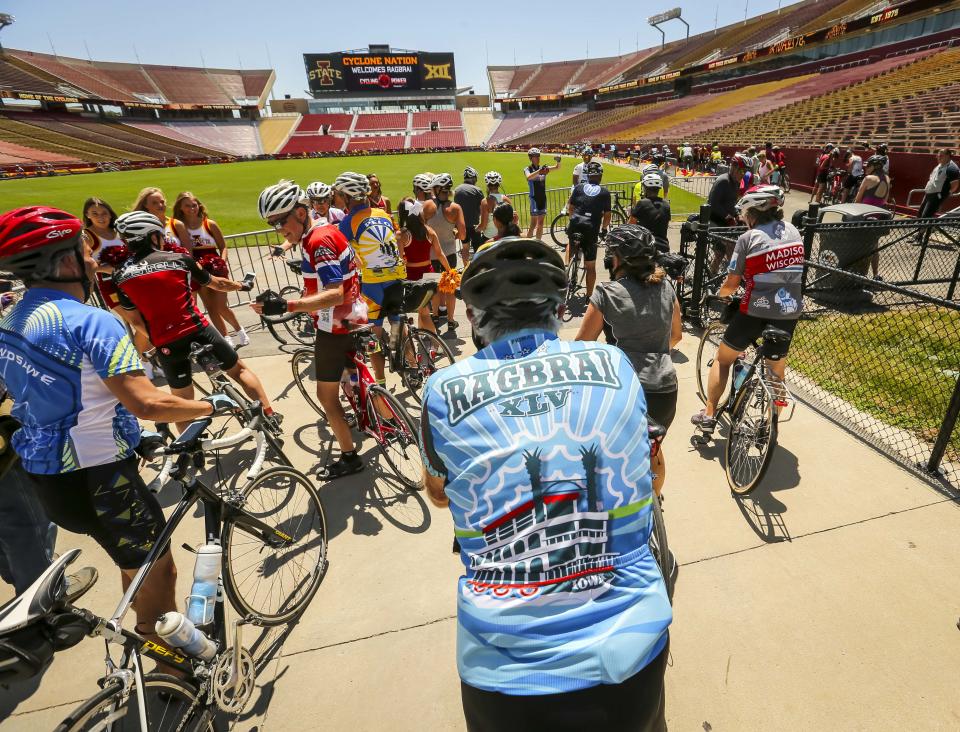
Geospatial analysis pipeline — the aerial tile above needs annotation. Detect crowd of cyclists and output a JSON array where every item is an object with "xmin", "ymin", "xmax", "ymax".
[{"xmin": 0, "ymin": 143, "xmax": 808, "ymax": 729}]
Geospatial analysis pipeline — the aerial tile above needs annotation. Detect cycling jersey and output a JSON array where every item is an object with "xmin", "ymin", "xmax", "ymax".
[
  {"xmin": 0, "ymin": 289, "xmax": 142, "ymax": 475},
  {"xmin": 312, "ymin": 207, "xmax": 346, "ymax": 225},
  {"xmin": 729, "ymin": 220, "xmax": 804, "ymax": 320},
  {"xmin": 421, "ymin": 330, "xmax": 671, "ymax": 695},
  {"xmin": 569, "ymin": 183, "xmax": 611, "ymax": 233},
  {"xmin": 301, "ymin": 223, "xmax": 360, "ymax": 334},
  {"xmin": 113, "ymin": 250, "xmax": 212, "ymax": 346},
  {"xmin": 524, "ymin": 164, "xmax": 548, "ymax": 213},
  {"xmin": 629, "ymin": 197, "xmax": 671, "ymax": 242},
  {"xmin": 338, "ymin": 204, "xmax": 406, "ymax": 284}
]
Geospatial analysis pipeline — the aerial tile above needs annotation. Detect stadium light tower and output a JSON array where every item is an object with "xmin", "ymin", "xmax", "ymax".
[
  {"xmin": 0, "ymin": 14, "xmax": 14, "ymax": 52},
  {"xmin": 647, "ymin": 8, "xmax": 688, "ymax": 48}
]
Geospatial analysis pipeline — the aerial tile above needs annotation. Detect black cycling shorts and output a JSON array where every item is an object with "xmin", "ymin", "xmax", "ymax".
[
  {"xmin": 465, "ymin": 226, "xmax": 485, "ymax": 252},
  {"xmin": 567, "ymin": 226, "xmax": 599, "ymax": 262},
  {"xmin": 28, "ymin": 456, "xmax": 166, "ymax": 570},
  {"xmin": 722, "ymin": 311, "xmax": 798, "ymax": 358},
  {"xmin": 313, "ymin": 330, "xmax": 355, "ymax": 382},
  {"xmin": 156, "ymin": 324, "xmax": 238, "ymax": 389},
  {"xmin": 816, "ymin": 171, "xmax": 829, "ymax": 185}
]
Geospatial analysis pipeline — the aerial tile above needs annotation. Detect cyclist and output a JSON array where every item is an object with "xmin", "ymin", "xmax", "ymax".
[
  {"xmin": 854, "ymin": 155, "xmax": 892, "ymax": 280},
  {"xmin": 575, "ymin": 224, "xmax": 681, "ymax": 496},
  {"xmin": 633, "ymin": 161, "xmax": 669, "ymax": 204},
  {"xmin": 111, "ymin": 211, "xmax": 279, "ymax": 433},
  {"xmin": 454, "ymin": 166, "xmax": 485, "ymax": 259},
  {"xmin": 629, "ymin": 172, "xmax": 671, "ymax": 250},
  {"xmin": 423, "ymin": 172, "xmax": 466, "ymax": 335},
  {"xmin": 335, "ymin": 172, "xmax": 406, "ymax": 385},
  {"xmin": 0, "ymin": 206, "xmax": 236, "ymax": 657},
  {"xmin": 490, "ymin": 202, "xmax": 521, "ymax": 240},
  {"xmin": 707, "ymin": 152, "xmax": 749, "ymax": 227},
  {"xmin": 307, "ymin": 181, "xmax": 346, "ymax": 225},
  {"xmin": 478, "ymin": 171, "xmax": 510, "ymax": 241},
  {"xmin": 842, "ymin": 149, "xmax": 864, "ymax": 203},
  {"xmin": 566, "ymin": 160, "xmax": 611, "ymax": 299},
  {"xmin": 691, "ymin": 185, "xmax": 802, "ymax": 436},
  {"xmin": 771, "ymin": 146, "xmax": 789, "ymax": 191},
  {"xmin": 524, "ymin": 147, "xmax": 561, "ymax": 241},
  {"xmin": 172, "ymin": 191, "xmax": 249, "ymax": 348},
  {"xmin": 253, "ymin": 181, "xmax": 365, "ymax": 480},
  {"xmin": 571, "ymin": 146, "xmax": 594, "ymax": 186},
  {"xmin": 810, "ymin": 144, "xmax": 837, "ymax": 204},
  {"xmin": 397, "ymin": 199, "xmax": 451, "ymax": 334},
  {"xmin": 422, "ymin": 236, "xmax": 671, "ymax": 731}
]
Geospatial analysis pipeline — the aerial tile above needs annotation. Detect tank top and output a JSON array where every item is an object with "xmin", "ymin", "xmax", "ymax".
[
  {"xmin": 428, "ymin": 200, "xmax": 459, "ymax": 256},
  {"xmin": 185, "ymin": 218, "xmax": 218, "ymax": 256},
  {"xmin": 484, "ymin": 193, "xmax": 504, "ymax": 238},
  {"xmin": 861, "ymin": 174, "xmax": 889, "ymax": 207},
  {"xmin": 163, "ymin": 217, "xmax": 183, "ymax": 250},
  {"xmin": 404, "ymin": 235, "xmax": 433, "ymax": 267},
  {"xmin": 86, "ymin": 230, "xmax": 125, "ymax": 261}
]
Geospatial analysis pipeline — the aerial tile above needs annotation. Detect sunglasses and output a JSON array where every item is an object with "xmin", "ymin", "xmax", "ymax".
[{"xmin": 269, "ymin": 211, "xmax": 294, "ymax": 230}]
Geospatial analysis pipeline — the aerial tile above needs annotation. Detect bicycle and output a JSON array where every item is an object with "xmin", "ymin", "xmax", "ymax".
[
  {"xmin": 821, "ymin": 168, "xmax": 847, "ymax": 206},
  {"xmin": 646, "ymin": 420, "xmax": 675, "ymax": 602},
  {"xmin": 694, "ymin": 296, "xmax": 795, "ymax": 495},
  {"xmin": 8, "ymin": 409, "xmax": 329, "ymax": 730},
  {"xmin": 549, "ymin": 189, "xmax": 627, "ymax": 249},
  {"xmin": 291, "ymin": 325, "xmax": 423, "ymax": 490},
  {"xmin": 257, "ymin": 259, "xmax": 316, "ymax": 346}
]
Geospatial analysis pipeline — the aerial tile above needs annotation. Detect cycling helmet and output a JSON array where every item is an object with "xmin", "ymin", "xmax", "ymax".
[
  {"xmin": 333, "ymin": 172, "xmax": 371, "ymax": 201},
  {"xmin": 736, "ymin": 185, "xmax": 785, "ymax": 215},
  {"xmin": 463, "ymin": 166, "xmax": 478, "ymax": 182},
  {"xmin": 413, "ymin": 173, "xmax": 434, "ymax": 192},
  {"xmin": 258, "ymin": 180, "xmax": 306, "ymax": 221},
  {"xmin": 641, "ymin": 172, "xmax": 664, "ymax": 189},
  {"xmin": 431, "ymin": 173, "xmax": 454, "ymax": 189},
  {"xmin": 866, "ymin": 154, "xmax": 887, "ymax": 169},
  {"xmin": 642, "ymin": 163, "xmax": 661, "ymax": 176},
  {"xmin": 585, "ymin": 161, "xmax": 603, "ymax": 178},
  {"xmin": 115, "ymin": 211, "xmax": 165, "ymax": 245},
  {"xmin": 484, "ymin": 171, "xmax": 502, "ymax": 187},
  {"xmin": 0, "ymin": 206, "xmax": 84, "ymax": 279},
  {"xmin": 875, "ymin": 142, "xmax": 888, "ymax": 154},
  {"xmin": 528, "ymin": 147, "xmax": 542, "ymax": 157},
  {"xmin": 461, "ymin": 237, "xmax": 565, "ymax": 312},
  {"xmin": 582, "ymin": 147, "xmax": 594, "ymax": 156},
  {"xmin": 604, "ymin": 224, "xmax": 657, "ymax": 262},
  {"xmin": 306, "ymin": 181, "xmax": 332, "ymax": 200},
  {"xmin": 729, "ymin": 152, "xmax": 750, "ymax": 171}
]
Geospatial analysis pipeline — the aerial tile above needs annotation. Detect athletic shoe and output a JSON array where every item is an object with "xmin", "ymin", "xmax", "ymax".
[
  {"xmin": 235, "ymin": 329, "xmax": 250, "ymax": 347},
  {"xmin": 64, "ymin": 567, "xmax": 99, "ymax": 603},
  {"xmin": 690, "ymin": 409, "xmax": 717, "ymax": 433},
  {"xmin": 224, "ymin": 334, "xmax": 236, "ymax": 348}
]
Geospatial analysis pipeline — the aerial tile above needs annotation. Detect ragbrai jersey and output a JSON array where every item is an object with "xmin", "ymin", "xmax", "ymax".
[
  {"xmin": 0, "ymin": 289, "xmax": 142, "ymax": 475},
  {"xmin": 729, "ymin": 220, "xmax": 804, "ymax": 319},
  {"xmin": 420, "ymin": 330, "xmax": 671, "ymax": 695},
  {"xmin": 338, "ymin": 205, "xmax": 406, "ymax": 284},
  {"xmin": 300, "ymin": 224, "xmax": 360, "ymax": 334},
  {"xmin": 113, "ymin": 250, "xmax": 212, "ymax": 346}
]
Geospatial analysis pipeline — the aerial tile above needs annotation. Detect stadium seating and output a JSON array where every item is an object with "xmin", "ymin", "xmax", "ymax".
[
  {"xmin": 347, "ymin": 136, "xmax": 405, "ymax": 152},
  {"xmin": 462, "ymin": 109, "xmax": 499, "ymax": 146},
  {"xmin": 125, "ymin": 120, "xmax": 261, "ymax": 156},
  {"xmin": 280, "ymin": 135, "xmax": 346, "ymax": 154},
  {"xmin": 409, "ymin": 130, "xmax": 466, "ymax": 149},
  {"xmin": 353, "ymin": 113, "xmax": 408, "ymax": 132},
  {"xmin": 0, "ymin": 54, "xmax": 63, "ymax": 95},
  {"xmin": 412, "ymin": 110, "xmax": 462, "ymax": 129},
  {"xmin": 0, "ymin": 140, "xmax": 79, "ymax": 164},
  {"xmin": 259, "ymin": 116, "xmax": 300, "ymax": 154},
  {"xmin": 487, "ymin": 110, "xmax": 585, "ymax": 146},
  {"xmin": 289, "ymin": 113, "xmax": 354, "ymax": 133},
  {"xmin": 0, "ymin": 114, "xmax": 146, "ymax": 161}
]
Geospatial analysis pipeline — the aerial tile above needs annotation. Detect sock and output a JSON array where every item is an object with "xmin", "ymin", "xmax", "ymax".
[
  {"xmin": 342, "ymin": 450, "xmax": 358, "ymax": 461},
  {"xmin": 264, "ymin": 407, "xmax": 275, "ymax": 416}
]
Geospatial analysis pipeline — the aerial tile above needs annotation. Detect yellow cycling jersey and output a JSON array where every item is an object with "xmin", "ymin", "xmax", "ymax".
[{"xmin": 338, "ymin": 206, "xmax": 406, "ymax": 283}]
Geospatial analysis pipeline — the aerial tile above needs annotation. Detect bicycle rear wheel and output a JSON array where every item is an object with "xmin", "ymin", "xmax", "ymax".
[
  {"xmin": 291, "ymin": 347, "xmax": 323, "ymax": 416},
  {"xmin": 549, "ymin": 211, "xmax": 569, "ymax": 249},
  {"xmin": 565, "ymin": 256, "xmax": 581, "ymax": 303},
  {"xmin": 610, "ymin": 209, "xmax": 626, "ymax": 228},
  {"xmin": 400, "ymin": 327, "xmax": 455, "ymax": 402},
  {"xmin": 365, "ymin": 385, "xmax": 422, "ymax": 491},
  {"xmin": 648, "ymin": 495, "xmax": 674, "ymax": 602},
  {"xmin": 55, "ymin": 674, "xmax": 213, "ymax": 732},
  {"xmin": 724, "ymin": 377, "xmax": 778, "ymax": 496},
  {"xmin": 222, "ymin": 466, "xmax": 328, "ymax": 625},
  {"xmin": 695, "ymin": 321, "xmax": 727, "ymax": 404}
]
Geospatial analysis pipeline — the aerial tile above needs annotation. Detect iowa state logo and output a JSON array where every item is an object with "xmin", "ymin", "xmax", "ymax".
[
  {"xmin": 423, "ymin": 63, "xmax": 452, "ymax": 81},
  {"xmin": 310, "ymin": 60, "xmax": 342, "ymax": 86}
]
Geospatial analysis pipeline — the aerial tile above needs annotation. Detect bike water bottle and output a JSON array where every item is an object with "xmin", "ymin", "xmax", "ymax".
[
  {"xmin": 155, "ymin": 612, "xmax": 217, "ymax": 661},
  {"xmin": 732, "ymin": 356, "xmax": 748, "ymax": 391},
  {"xmin": 185, "ymin": 543, "xmax": 220, "ymax": 626}
]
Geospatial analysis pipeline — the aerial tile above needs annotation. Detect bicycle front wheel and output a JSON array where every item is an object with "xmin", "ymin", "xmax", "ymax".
[
  {"xmin": 724, "ymin": 377, "xmax": 778, "ymax": 496},
  {"xmin": 549, "ymin": 211, "xmax": 569, "ymax": 249},
  {"xmin": 400, "ymin": 328, "xmax": 455, "ymax": 402},
  {"xmin": 222, "ymin": 466, "xmax": 328, "ymax": 625},
  {"xmin": 365, "ymin": 385, "xmax": 422, "ymax": 491},
  {"xmin": 291, "ymin": 347, "xmax": 324, "ymax": 417},
  {"xmin": 695, "ymin": 321, "xmax": 727, "ymax": 404},
  {"xmin": 649, "ymin": 495, "xmax": 674, "ymax": 602},
  {"xmin": 55, "ymin": 674, "xmax": 212, "ymax": 732},
  {"xmin": 609, "ymin": 209, "xmax": 626, "ymax": 228}
]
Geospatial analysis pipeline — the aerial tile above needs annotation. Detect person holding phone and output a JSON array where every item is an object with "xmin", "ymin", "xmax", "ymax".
[{"xmin": 524, "ymin": 147, "xmax": 561, "ymax": 241}]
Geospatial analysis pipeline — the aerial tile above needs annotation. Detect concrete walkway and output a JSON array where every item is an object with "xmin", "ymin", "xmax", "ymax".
[{"xmin": 3, "ymin": 206, "xmax": 960, "ymax": 731}]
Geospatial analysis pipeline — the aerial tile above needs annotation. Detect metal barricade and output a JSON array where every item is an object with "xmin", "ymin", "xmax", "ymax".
[{"xmin": 221, "ymin": 228, "xmax": 299, "ymax": 307}]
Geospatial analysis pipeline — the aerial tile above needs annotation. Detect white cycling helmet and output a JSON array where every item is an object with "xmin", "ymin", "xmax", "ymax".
[
  {"xmin": 115, "ymin": 211, "xmax": 164, "ymax": 242},
  {"xmin": 306, "ymin": 181, "xmax": 332, "ymax": 200},
  {"xmin": 484, "ymin": 171, "xmax": 502, "ymax": 186},
  {"xmin": 736, "ymin": 185, "xmax": 785, "ymax": 214},
  {"xmin": 413, "ymin": 173, "xmax": 434, "ymax": 192},
  {"xmin": 333, "ymin": 172, "xmax": 371, "ymax": 201},
  {"xmin": 641, "ymin": 172, "xmax": 664, "ymax": 190},
  {"xmin": 642, "ymin": 163, "xmax": 661, "ymax": 175},
  {"xmin": 258, "ymin": 179, "xmax": 306, "ymax": 221},
  {"xmin": 431, "ymin": 173, "xmax": 454, "ymax": 189},
  {"xmin": 528, "ymin": 147, "xmax": 542, "ymax": 157},
  {"xmin": 463, "ymin": 166, "xmax": 479, "ymax": 181}
]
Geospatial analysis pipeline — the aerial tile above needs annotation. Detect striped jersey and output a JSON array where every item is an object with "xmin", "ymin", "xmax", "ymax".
[
  {"xmin": 729, "ymin": 220, "xmax": 804, "ymax": 319},
  {"xmin": 300, "ymin": 223, "xmax": 360, "ymax": 334}
]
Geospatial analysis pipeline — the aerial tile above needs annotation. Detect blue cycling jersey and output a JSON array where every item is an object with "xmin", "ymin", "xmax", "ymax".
[
  {"xmin": 421, "ymin": 329, "xmax": 671, "ymax": 695},
  {"xmin": 0, "ymin": 289, "xmax": 143, "ymax": 475}
]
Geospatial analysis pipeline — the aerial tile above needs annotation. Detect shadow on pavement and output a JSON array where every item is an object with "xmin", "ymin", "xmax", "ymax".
[{"xmin": 734, "ymin": 444, "xmax": 801, "ymax": 544}]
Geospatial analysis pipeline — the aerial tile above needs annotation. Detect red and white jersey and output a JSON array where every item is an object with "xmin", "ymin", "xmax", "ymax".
[
  {"xmin": 163, "ymin": 217, "xmax": 184, "ymax": 250},
  {"xmin": 300, "ymin": 224, "xmax": 360, "ymax": 334},
  {"xmin": 728, "ymin": 221, "xmax": 804, "ymax": 320}
]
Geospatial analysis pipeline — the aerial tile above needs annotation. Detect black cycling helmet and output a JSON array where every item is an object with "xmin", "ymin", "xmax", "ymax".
[
  {"xmin": 461, "ymin": 237, "xmax": 565, "ymax": 312},
  {"xmin": 585, "ymin": 160, "xmax": 603, "ymax": 178},
  {"xmin": 604, "ymin": 224, "xmax": 657, "ymax": 262},
  {"xmin": 866, "ymin": 154, "xmax": 887, "ymax": 169}
]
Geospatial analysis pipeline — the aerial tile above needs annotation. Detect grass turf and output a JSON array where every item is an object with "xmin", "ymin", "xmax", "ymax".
[{"xmin": 0, "ymin": 152, "xmax": 655, "ymax": 236}]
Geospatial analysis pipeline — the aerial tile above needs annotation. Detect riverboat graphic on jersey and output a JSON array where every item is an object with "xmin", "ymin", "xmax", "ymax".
[{"xmin": 467, "ymin": 447, "xmax": 619, "ymax": 597}]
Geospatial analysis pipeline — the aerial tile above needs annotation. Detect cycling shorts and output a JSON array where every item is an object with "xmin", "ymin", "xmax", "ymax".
[
  {"xmin": 156, "ymin": 324, "xmax": 238, "ymax": 389},
  {"xmin": 361, "ymin": 280, "xmax": 404, "ymax": 326},
  {"xmin": 431, "ymin": 250, "xmax": 458, "ymax": 276},
  {"xmin": 816, "ymin": 171, "xmax": 829, "ymax": 185},
  {"xmin": 28, "ymin": 456, "xmax": 166, "ymax": 570},
  {"xmin": 722, "ymin": 312, "xmax": 798, "ymax": 359},
  {"xmin": 566, "ymin": 225, "xmax": 599, "ymax": 262},
  {"xmin": 529, "ymin": 195, "xmax": 547, "ymax": 217},
  {"xmin": 313, "ymin": 330, "xmax": 355, "ymax": 383}
]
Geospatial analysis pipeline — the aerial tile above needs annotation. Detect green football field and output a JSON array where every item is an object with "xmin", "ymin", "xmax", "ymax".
[{"xmin": 0, "ymin": 152, "xmax": 703, "ymax": 236}]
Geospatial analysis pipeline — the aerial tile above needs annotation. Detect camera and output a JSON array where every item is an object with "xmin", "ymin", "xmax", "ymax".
[{"xmin": 240, "ymin": 272, "xmax": 257, "ymax": 292}]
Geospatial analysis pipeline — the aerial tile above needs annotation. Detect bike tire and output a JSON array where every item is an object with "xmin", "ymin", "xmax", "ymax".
[
  {"xmin": 649, "ymin": 495, "xmax": 674, "ymax": 602},
  {"xmin": 55, "ymin": 674, "xmax": 214, "ymax": 732},
  {"xmin": 365, "ymin": 385, "xmax": 422, "ymax": 491},
  {"xmin": 724, "ymin": 377, "xmax": 778, "ymax": 496},
  {"xmin": 695, "ymin": 322, "xmax": 727, "ymax": 404},
  {"xmin": 549, "ymin": 211, "xmax": 569, "ymax": 249},
  {"xmin": 278, "ymin": 285, "xmax": 316, "ymax": 346},
  {"xmin": 291, "ymin": 347, "xmax": 323, "ymax": 417},
  {"xmin": 399, "ymin": 327, "xmax": 455, "ymax": 403},
  {"xmin": 221, "ymin": 466, "xmax": 328, "ymax": 625},
  {"xmin": 610, "ymin": 209, "xmax": 626, "ymax": 228},
  {"xmin": 565, "ymin": 256, "xmax": 580, "ymax": 304}
]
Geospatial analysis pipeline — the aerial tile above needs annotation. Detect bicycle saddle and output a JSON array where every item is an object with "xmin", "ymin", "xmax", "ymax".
[
  {"xmin": 647, "ymin": 419, "xmax": 667, "ymax": 441},
  {"xmin": 762, "ymin": 325, "xmax": 793, "ymax": 342},
  {"xmin": 0, "ymin": 549, "xmax": 80, "ymax": 634},
  {"xmin": 189, "ymin": 342, "xmax": 217, "ymax": 358}
]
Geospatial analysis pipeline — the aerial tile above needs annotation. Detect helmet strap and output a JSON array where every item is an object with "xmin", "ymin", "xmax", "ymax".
[{"xmin": 39, "ymin": 244, "xmax": 93, "ymax": 301}]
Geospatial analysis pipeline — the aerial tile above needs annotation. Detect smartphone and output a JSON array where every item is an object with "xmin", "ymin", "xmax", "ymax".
[{"xmin": 240, "ymin": 272, "xmax": 257, "ymax": 291}]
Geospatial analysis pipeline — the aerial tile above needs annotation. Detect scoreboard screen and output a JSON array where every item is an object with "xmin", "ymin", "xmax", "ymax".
[{"xmin": 305, "ymin": 51, "xmax": 456, "ymax": 94}]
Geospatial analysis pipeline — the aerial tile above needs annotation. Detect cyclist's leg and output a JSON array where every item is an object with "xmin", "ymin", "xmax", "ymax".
[
  {"xmin": 361, "ymin": 282, "xmax": 392, "ymax": 383},
  {"xmin": 313, "ymin": 333, "xmax": 359, "ymax": 462},
  {"xmin": 155, "ymin": 339, "xmax": 198, "ymax": 433},
  {"xmin": 702, "ymin": 313, "xmax": 762, "ymax": 418},
  {"xmin": 581, "ymin": 232, "xmax": 599, "ymax": 297},
  {"xmin": 646, "ymin": 390, "xmax": 677, "ymax": 496}
]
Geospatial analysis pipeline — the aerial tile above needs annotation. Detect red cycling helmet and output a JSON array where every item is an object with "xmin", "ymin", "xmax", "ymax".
[
  {"xmin": 0, "ymin": 206, "xmax": 84, "ymax": 278},
  {"xmin": 729, "ymin": 152, "xmax": 750, "ymax": 171}
]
